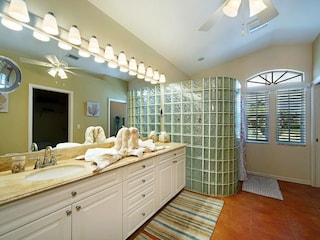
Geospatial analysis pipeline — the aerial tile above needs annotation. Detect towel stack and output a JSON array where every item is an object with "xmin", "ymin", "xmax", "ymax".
[{"xmin": 84, "ymin": 127, "xmax": 164, "ymax": 172}]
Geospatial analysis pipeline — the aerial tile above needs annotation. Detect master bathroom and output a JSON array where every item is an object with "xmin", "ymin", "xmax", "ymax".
[{"xmin": 1, "ymin": 0, "xmax": 320, "ymax": 239}]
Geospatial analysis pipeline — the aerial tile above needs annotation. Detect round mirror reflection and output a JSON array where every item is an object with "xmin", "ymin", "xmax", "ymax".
[{"xmin": 0, "ymin": 56, "xmax": 22, "ymax": 93}]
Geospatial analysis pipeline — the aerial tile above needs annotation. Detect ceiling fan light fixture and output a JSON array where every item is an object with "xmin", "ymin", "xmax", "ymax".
[
  {"xmin": 58, "ymin": 41, "xmax": 72, "ymax": 50},
  {"xmin": 33, "ymin": 30, "xmax": 50, "ymax": 42},
  {"xmin": 48, "ymin": 68, "xmax": 57, "ymax": 77},
  {"xmin": 88, "ymin": 36, "xmax": 100, "ymax": 53},
  {"xmin": 68, "ymin": 25, "xmax": 81, "ymax": 45},
  {"xmin": 1, "ymin": 16, "xmax": 23, "ymax": 31},
  {"xmin": 58, "ymin": 68, "xmax": 67, "ymax": 79},
  {"xmin": 8, "ymin": 0, "xmax": 30, "ymax": 23},
  {"xmin": 223, "ymin": 0, "xmax": 241, "ymax": 17},
  {"xmin": 42, "ymin": 12, "xmax": 59, "ymax": 35},
  {"xmin": 249, "ymin": 0, "xmax": 267, "ymax": 17}
]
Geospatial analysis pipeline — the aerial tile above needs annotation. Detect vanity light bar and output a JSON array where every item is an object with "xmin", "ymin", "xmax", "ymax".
[{"xmin": 0, "ymin": 0, "xmax": 166, "ymax": 83}]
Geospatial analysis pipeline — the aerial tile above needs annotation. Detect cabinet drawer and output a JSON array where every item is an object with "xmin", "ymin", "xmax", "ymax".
[
  {"xmin": 123, "ymin": 182, "xmax": 156, "ymax": 213},
  {"xmin": 158, "ymin": 147, "xmax": 185, "ymax": 164},
  {"xmin": 73, "ymin": 168, "xmax": 123, "ymax": 201},
  {"xmin": 123, "ymin": 157, "xmax": 155, "ymax": 180},
  {"xmin": 123, "ymin": 196, "xmax": 156, "ymax": 238},
  {"xmin": 123, "ymin": 171, "xmax": 156, "ymax": 197}
]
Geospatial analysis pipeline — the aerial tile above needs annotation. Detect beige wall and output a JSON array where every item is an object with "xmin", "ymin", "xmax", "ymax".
[
  {"xmin": 0, "ymin": 50, "xmax": 128, "ymax": 155},
  {"xmin": 313, "ymin": 34, "xmax": 320, "ymax": 80},
  {"xmin": 191, "ymin": 43, "xmax": 313, "ymax": 184}
]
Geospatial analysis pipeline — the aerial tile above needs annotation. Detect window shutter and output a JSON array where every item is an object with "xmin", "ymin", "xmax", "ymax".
[
  {"xmin": 245, "ymin": 91, "xmax": 269, "ymax": 142},
  {"xmin": 276, "ymin": 88, "xmax": 306, "ymax": 144}
]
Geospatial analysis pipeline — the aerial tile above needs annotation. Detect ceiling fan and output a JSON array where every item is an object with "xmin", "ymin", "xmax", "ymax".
[
  {"xmin": 20, "ymin": 55, "xmax": 79, "ymax": 79},
  {"xmin": 198, "ymin": 0, "xmax": 278, "ymax": 32}
]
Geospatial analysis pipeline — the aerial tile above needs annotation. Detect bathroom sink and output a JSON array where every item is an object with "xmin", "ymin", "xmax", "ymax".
[{"xmin": 26, "ymin": 165, "xmax": 86, "ymax": 181}]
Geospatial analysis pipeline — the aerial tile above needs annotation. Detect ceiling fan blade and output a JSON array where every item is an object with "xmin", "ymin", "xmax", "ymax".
[
  {"xmin": 45, "ymin": 55, "xmax": 60, "ymax": 66},
  {"xmin": 20, "ymin": 57, "xmax": 53, "ymax": 67},
  {"xmin": 64, "ymin": 69, "xmax": 80, "ymax": 76},
  {"xmin": 198, "ymin": 2, "xmax": 226, "ymax": 32}
]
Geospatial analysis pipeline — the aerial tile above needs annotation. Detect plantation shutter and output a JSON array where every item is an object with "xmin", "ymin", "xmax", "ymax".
[
  {"xmin": 245, "ymin": 91, "xmax": 269, "ymax": 142},
  {"xmin": 276, "ymin": 88, "xmax": 306, "ymax": 144}
]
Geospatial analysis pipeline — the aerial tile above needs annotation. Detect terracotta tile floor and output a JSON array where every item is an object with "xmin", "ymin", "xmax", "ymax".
[
  {"xmin": 212, "ymin": 181, "xmax": 320, "ymax": 240},
  {"xmin": 129, "ymin": 181, "xmax": 320, "ymax": 240}
]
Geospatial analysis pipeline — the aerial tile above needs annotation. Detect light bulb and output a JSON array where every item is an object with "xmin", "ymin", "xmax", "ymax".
[{"xmin": 42, "ymin": 12, "xmax": 59, "ymax": 35}]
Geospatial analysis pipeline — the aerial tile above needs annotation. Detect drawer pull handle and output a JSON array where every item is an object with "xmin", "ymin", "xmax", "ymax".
[
  {"xmin": 142, "ymin": 212, "xmax": 146, "ymax": 217},
  {"xmin": 173, "ymin": 160, "xmax": 178, "ymax": 163},
  {"xmin": 71, "ymin": 191, "xmax": 77, "ymax": 197},
  {"xmin": 142, "ymin": 179, "xmax": 146, "ymax": 183},
  {"xmin": 66, "ymin": 210, "xmax": 72, "ymax": 216},
  {"xmin": 76, "ymin": 206, "xmax": 81, "ymax": 211},
  {"xmin": 142, "ymin": 194, "xmax": 146, "ymax": 198},
  {"xmin": 142, "ymin": 165, "xmax": 146, "ymax": 168}
]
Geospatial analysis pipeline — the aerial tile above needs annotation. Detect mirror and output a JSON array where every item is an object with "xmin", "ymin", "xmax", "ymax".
[
  {"xmin": 0, "ymin": 16, "xmax": 129, "ymax": 156},
  {"xmin": 0, "ymin": 55, "xmax": 22, "ymax": 93}
]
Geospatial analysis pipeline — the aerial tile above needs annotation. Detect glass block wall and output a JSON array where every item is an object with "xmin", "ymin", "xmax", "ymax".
[
  {"xmin": 127, "ymin": 77, "xmax": 241, "ymax": 196},
  {"xmin": 127, "ymin": 86, "xmax": 161, "ymax": 137}
]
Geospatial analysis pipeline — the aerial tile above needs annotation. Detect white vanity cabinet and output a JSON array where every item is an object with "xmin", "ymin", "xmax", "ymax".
[
  {"xmin": 158, "ymin": 147, "xmax": 186, "ymax": 208},
  {"xmin": 0, "ymin": 168, "xmax": 123, "ymax": 240},
  {"xmin": 0, "ymin": 144, "xmax": 186, "ymax": 240},
  {"xmin": 122, "ymin": 157, "xmax": 157, "ymax": 238}
]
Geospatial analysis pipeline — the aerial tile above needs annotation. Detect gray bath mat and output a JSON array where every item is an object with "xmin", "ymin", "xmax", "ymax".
[{"xmin": 242, "ymin": 174, "xmax": 284, "ymax": 200}]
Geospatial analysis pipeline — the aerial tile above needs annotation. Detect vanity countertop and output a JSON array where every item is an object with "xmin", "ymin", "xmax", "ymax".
[{"xmin": 0, "ymin": 142, "xmax": 185, "ymax": 206}]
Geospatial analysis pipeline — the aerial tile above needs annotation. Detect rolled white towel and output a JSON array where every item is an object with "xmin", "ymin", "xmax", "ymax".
[{"xmin": 84, "ymin": 126, "xmax": 95, "ymax": 144}]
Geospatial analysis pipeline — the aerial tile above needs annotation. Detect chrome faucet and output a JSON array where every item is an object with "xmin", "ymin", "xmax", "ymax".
[
  {"xmin": 30, "ymin": 146, "xmax": 57, "ymax": 169},
  {"xmin": 44, "ymin": 146, "xmax": 57, "ymax": 166}
]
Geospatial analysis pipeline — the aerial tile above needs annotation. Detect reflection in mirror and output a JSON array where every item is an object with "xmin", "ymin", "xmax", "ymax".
[
  {"xmin": 108, "ymin": 98, "xmax": 127, "ymax": 137},
  {"xmin": 0, "ymin": 55, "xmax": 22, "ymax": 93},
  {"xmin": 28, "ymin": 84, "xmax": 73, "ymax": 151}
]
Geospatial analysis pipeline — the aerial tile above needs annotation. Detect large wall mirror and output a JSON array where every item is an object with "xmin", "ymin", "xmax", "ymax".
[{"xmin": 0, "ymin": 11, "xmax": 129, "ymax": 156}]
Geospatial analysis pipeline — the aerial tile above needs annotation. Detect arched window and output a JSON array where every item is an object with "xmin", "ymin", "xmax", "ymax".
[{"xmin": 245, "ymin": 69, "xmax": 306, "ymax": 145}]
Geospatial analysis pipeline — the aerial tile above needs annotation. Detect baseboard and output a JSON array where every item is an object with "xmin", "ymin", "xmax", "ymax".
[{"xmin": 246, "ymin": 171, "xmax": 310, "ymax": 186}]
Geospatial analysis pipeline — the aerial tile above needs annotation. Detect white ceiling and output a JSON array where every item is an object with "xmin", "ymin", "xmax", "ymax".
[
  {"xmin": 87, "ymin": 0, "xmax": 320, "ymax": 77},
  {"xmin": 0, "ymin": 0, "xmax": 319, "ymax": 81}
]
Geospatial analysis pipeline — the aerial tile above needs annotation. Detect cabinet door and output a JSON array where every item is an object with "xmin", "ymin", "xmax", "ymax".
[
  {"xmin": 0, "ymin": 206, "xmax": 71, "ymax": 240},
  {"xmin": 158, "ymin": 160, "xmax": 174, "ymax": 207},
  {"xmin": 174, "ymin": 156, "xmax": 186, "ymax": 193},
  {"xmin": 72, "ymin": 184, "xmax": 122, "ymax": 240}
]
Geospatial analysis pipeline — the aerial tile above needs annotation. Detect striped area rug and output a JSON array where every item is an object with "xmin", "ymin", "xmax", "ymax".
[
  {"xmin": 242, "ymin": 174, "xmax": 284, "ymax": 200},
  {"xmin": 134, "ymin": 190, "xmax": 224, "ymax": 240}
]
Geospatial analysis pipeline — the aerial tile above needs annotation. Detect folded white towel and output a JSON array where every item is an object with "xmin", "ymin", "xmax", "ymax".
[
  {"xmin": 85, "ymin": 146, "xmax": 146, "ymax": 172},
  {"xmin": 85, "ymin": 148, "xmax": 122, "ymax": 172}
]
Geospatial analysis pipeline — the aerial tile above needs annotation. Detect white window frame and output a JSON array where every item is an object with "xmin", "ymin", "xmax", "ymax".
[{"xmin": 245, "ymin": 69, "xmax": 306, "ymax": 145}]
